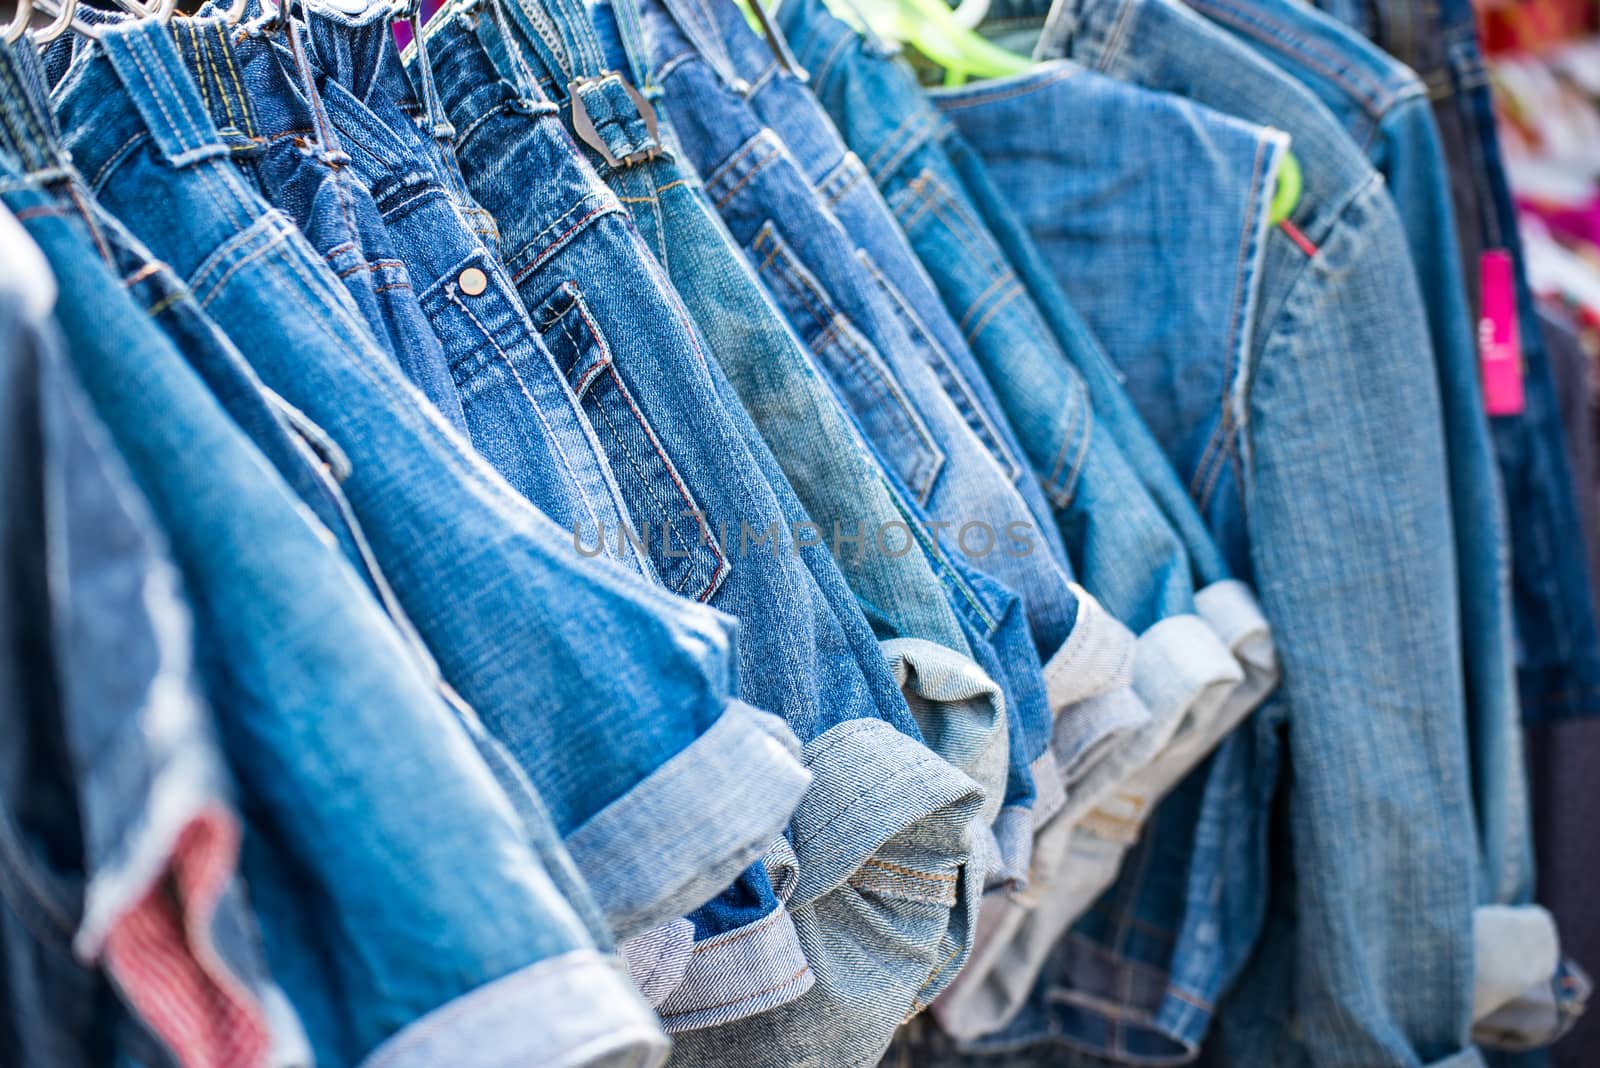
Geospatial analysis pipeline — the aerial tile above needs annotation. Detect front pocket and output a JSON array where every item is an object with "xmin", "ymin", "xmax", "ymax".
[
  {"xmin": 533, "ymin": 281, "xmax": 729, "ymax": 602},
  {"xmin": 750, "ymin": 221, "xmax": 945, "ymax": 505}
]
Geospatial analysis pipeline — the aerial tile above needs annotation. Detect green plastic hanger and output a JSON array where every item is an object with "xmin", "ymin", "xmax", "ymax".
[
  {"xmin": 1269, "ymin": 149, "xmax": 1302, "ymax": 225},
  {"xmin": 829, "ymin": 0, "xmax": 1029, "ymax": 85},
  {"xmin": 734, "ymin": 0, "xmax": 1028, "ymax": 85}
]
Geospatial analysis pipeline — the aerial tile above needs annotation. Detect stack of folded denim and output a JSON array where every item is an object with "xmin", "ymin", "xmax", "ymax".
[{"xmin": 0, "ymin": 0, "xmax": 1592, "ymax": 1062}]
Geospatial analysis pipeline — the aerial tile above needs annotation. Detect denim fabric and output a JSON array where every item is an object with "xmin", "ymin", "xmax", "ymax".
[
  {"xmin": 428, "ymin": 0, "xmax": 961, "ymax": 1023},
  {"xmin": 585, "ymin": 0, "xmax": 1051, "ymax": 897},
  {"xmin": 290, "ymin": 1, "xmax": 653, "ymax": 576},
  {"xmin": 468, "ymin": 0, "xmax": 964, "ymax": 804},
  {"xmin": 417, "ymin": 6, "xmax": 993, "ymax": 1036},
  {"xmin": 1313, "ymin": 0, "xmax": 1600, "ymax": 729},
  {"xmin": 54, "ymin": 18, "xmax": 810, "ymax": 951},
  {"xmin": 931, "ymin": 0, "xmax": 1481, "ymax": 1064},
  {"xmin": 0, "ymin": 204, "xmax": 304, "ymax": 1068},
  {"xmin": 287, "ymin": 4, "xmax": 723, "ymax": 1000},
  {"xmin": 772, "ymin": 1, "xmax": 1276, "ymax": 1040},
  {"xmin": 1178, "ymin": 0, "xmax": 1531, "ymax": 938},
  {"xmin": 667, "ymin": 0, "xmax": 1090, "ymax": 668},
  {"xmin": 928, "ymin": 107, "xmax": 1281, "ymax": 715},
  {"xmin": 187, "ymin": 15, "xmax": 470, "ymax": 438},
  {"xmin": 636, "ymin": 0, "xmax": 1089, "ymax": 733},
  {"xmin": 0, "ymin": 64, "xmax": 672, "ymax": 1068},
  {"xmin": 775, "ymin": 0, "xmax": 1273, "ymax": 707}
]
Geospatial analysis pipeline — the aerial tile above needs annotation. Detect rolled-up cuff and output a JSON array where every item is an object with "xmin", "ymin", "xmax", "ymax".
[
  {"xmin": 882, "ymin": 637, "xmax": 1009, "ymax": 831},
  {"xmin": 362, "ymin": 948, "xmax": 668, "ymax": 1068},
  {"xmin": 1195, "ymin": 578, "xmax": 1279, "ymax": 728},
  {"xmin": 657, "ymin": 904, "xmax": 814, "ymax": 1032},
  {"xmin": 567, "ymin": 700, "xmax": 811, "ymax": 939},
  {"xmin": 620, "ymin": 919, "xmax": 694, "ymax": 1008},
  {"xmin": 788, "ymin": 717, "xmax": 984, "ymax": 910},
  {"xmin": 1042, "ymin": 588, "xmax": 1147, "ymax": 786}
]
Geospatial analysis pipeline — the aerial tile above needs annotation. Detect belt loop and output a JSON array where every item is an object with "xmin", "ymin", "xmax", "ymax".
[
  {"xmin": 170, "ymin": 19, "xmax": 265, "ymax": 154},
  {"xmin": 279, "ymin": 15, "xmax": 351, "ymax": 166},
  {"xmin": 98, "ymin": 19, "xmax": 234, "ymax": 169},
  {"xmin": 605, "ymin": 0, "xmax": 657, "ymax": 93},
  {"xmin": 401, "ymin": 0, "xmax": 458, "ymax": 140},
  {"xmin": 0, "ymin": 39, "xmax": 71, "ymax": 179}
]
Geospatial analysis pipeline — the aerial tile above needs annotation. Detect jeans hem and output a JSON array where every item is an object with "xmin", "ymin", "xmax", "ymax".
[
  {"xmin": 360, "ymin": 948, "xmax": 667, "ymax": 1068},
  {"xmin": 657, "ymin": 904, "xmax": 815, "ymax": 1032},
  {"xmin": 568, "ymin": 699, "xmax": 811, "ymax": 939},
  {"xmin": 788, "ymin": 717, "xmax": 985, "ymax": 909}
]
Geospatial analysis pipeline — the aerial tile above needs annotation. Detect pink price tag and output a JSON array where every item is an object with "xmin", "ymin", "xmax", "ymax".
[{"xmin": 1479, "ymin": 250, "xmax": 1526, "ymax": 417}]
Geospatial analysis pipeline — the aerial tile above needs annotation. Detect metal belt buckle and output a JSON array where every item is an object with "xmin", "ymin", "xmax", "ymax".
[{"xmin": 568, "ymin": 73, "xmax": 663, "ymax": 169}]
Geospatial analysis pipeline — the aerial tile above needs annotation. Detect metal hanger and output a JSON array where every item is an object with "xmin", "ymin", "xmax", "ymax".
[{"xmin": 4, "ymin": 0, "xmax": 35, "ymax": 42}]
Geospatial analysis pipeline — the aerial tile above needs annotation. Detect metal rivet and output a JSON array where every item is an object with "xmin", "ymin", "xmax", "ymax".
[{"xmin": 458, "ymin": 267, "xmax": 488, "ymax": 296}]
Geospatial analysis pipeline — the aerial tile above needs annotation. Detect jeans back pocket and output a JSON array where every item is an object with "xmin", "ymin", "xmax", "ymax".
[{"xmin": 534, "ymin": 280, "xmax": 730, "ymax": 602}]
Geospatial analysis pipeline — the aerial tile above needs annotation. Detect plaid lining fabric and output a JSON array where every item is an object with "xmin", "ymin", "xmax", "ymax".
[{"xmin": 102, "ymin": 805, "xmax": 270, "ymax": 1068}]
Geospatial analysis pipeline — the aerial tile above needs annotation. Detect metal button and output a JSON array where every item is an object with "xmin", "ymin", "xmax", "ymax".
[{"xmin": 458, "ymin": 267, "xmax": 488, "ymax": 296}]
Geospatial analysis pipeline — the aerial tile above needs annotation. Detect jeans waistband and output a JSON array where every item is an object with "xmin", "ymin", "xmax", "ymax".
[
  {"xmin": 0, "ymin": 38, "xmax": 72, "ymax": 180},
  {"xmin": 51, "ymin": 19, "xmax": 239, "ymax": 193}
]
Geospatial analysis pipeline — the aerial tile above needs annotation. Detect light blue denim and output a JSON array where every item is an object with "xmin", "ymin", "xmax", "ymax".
[
  {"xmin": 0, "ymin": 200, "xmax": 306, "ymax": 1068},
  {"xmin": 0, "ymin": 46, "xmax": 671, "ymax": 1066},
  {"xmin": 423, "ymin": 0, "xmax": 984, "ymax": 1024},
  {"xmin": 680, "ymin": 0, "xmax": 1085, "ymax": 638},
  {"xmin": 770, "ymin": 2, "xmax": 1277, "ymax": 1041},
  {"xmin": 53, "ymin": 17, "xmax": 810, "ymax": 958},
  {"xmin": 1182, "ymin": 0, "xmax": 1532, "ymax": 929},
  {"xmin": 641, "ymin": 0, "xmax": 1077, "ymax": 652},
  {"xmin": 290, "ymin": 0, "xmax": 654, "ymax": 578},
  {"xmin": 940, "ymin": 0, "xmax": 1481, "ymax": 1063},
  {"xmin": 581, "ymin": 0, "xmax": 1051, "ymax": 899},
  {"xmin": 417, "ymin": 4, "xmax": 993, "ymax": 1039}
]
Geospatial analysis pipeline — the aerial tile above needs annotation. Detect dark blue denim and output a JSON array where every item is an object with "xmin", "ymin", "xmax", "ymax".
[
  {"xmin": 54, "ymin": 16, "xmax": 811, "ymax": 956},
  {"xmin": 418, "ymin": 0, "xmax": 906, "ymax": 1025},
  {"xmin": 581, "ymin": 0, "xmax": 1056, "ymax": 901}
]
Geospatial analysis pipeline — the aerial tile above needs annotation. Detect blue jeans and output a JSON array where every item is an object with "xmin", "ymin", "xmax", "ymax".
[
  {"xmin": 418, "ymin": 3, "xmax": 990, "ymax": 1041},
  {"xmin": 54, "ymin": 15, "xmax": 810, "ymax": 960},
  {"xmin": 637, "ymin": 0, "xmax": 1087, "ymax": 739},
  {"xmin": 773, "ymin": 0, "xmax": 1276, "ymax": 1042},
  {"xmin": 0, "ymin": 188, "xmax": 302, "ymax": 1068},
  {"xmin": 1, "ymin": 31, "xmax": 669, "ymax": 1067},
  {"xmin": 963, "ymin": 0, "xmax": 1481, "ymax": 1063},
  {"xmin": 1314, "ymin": 0, "xmax": 1600, "ymax": 732},
  {"xmin": 290, "ymin": 2, "xmax": 658, "ymax": 581}
]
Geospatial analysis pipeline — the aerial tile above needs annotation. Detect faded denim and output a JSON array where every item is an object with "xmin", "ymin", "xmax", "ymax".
[
  {"xmin": 0, "ymin": 62, "xmax": 670, "ymax": 1068},
  {"xmin": 772, "ymin": 0, "xmax": 1276, "ymax": 1040},
  {"xmin": 933, "ymin": 0, "xmax": 1481, "ymax": 1063},
  {"xmin": 1181, "ymin": 0, "xmax": 1536, "ymax": 954},
  {"xmin": 417, "ymin": 4, "xmax": 992, "ymax": 1038},
  {"xmin": 53, "ymin": 17, "xmax": 810, "ymax": 958}
]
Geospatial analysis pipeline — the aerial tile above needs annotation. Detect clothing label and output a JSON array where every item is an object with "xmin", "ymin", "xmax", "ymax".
[{"xmin": 1480, "ymin": 250, "xmax": 1526, "ymax": 416}]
